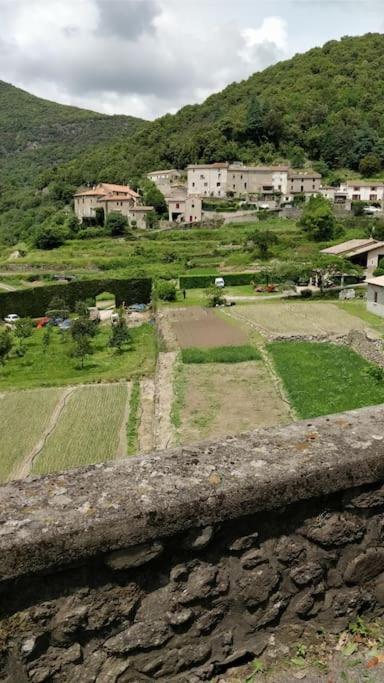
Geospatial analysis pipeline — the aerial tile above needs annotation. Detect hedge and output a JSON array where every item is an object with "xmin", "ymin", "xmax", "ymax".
[
  {"xmin": 0, "ymin": 277, "xmax": 152, "ymax": 318},
  {"xmin": 179, "ymin": 273, "xmax": 266, "ymax": 289}
]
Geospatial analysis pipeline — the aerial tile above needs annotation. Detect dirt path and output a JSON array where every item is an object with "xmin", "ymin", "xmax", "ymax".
[
  {"xmin": 0, "ymin": 282, "xmax": 16, "ymax": 291},
  {"xmin": 153, "ymin": 351, "xmax": 178, "ymax": 450},
  {"xmin": 115, "ymin": 382, "xmax": 131, "ymax": 459},
  {"xmin": 138, "ymin": 378, "xmax": 155, "ymax": 453},
  {"xmin": 8, "ymin": 386, "xmax": 76, "ymax": 481}
]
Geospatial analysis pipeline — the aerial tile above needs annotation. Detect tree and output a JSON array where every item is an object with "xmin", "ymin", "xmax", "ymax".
[
  {"xmin": 42, "ymin": 325, "xmax": 51, "ymax": 351},
  {"xmin": 310, "ymin": 255, "xmax": 362, "ymax": 293},
  {"xmin": 245, "ymin": 96, "xmax": 265, "ymax": 144},
  {"xmin": 105, "ymin": 212, "xmax": 128, "ymax": 236},
  {"xmin": 156, "ymin": 280, "xmax": 177, "ymax": 301},
  {"xmin": 0, "ymin": 329, "xmax": 13, "ymax": 366},
  {"xmin": 46, "ymin": 296, "xmax": 69, "ymax": 319},
  {"xmin": 246, "ymin": 229, "xmax": 278, "ymax": 259},
  {"xmin": 75, "ymin": 300, "xmax": 89, "ymax": 317},
  {"xmin": 33, "ymin": 224, "xmax": 68, "ymax": 249},
  {"xmin": 14, "ymin": 317, "xmax": 33, "ymax": 354},
  {"xmin": 109, "ymin": 309, "xmax": 130, "ymax": 352},
  {"xmin": 299, "ymin": 196, "xmax": 337, "ymax": 241},
  {"xmin": 72, "ymin": 335, "xmax": 93, "ymax": 369},
  {"xmin": 359, "ymin": 153, "xmax": 382, "ymax": 177},
  {"xmin": 205, "ymin": 285, "xmax": 225, "ymax": 308},
  {"xmin": 70, "ymin": 317, "xmax": 97, "ymax": 368},
  {"xmin": 141, "ymin": 180, "xmax": 168, "ymax": 216}
]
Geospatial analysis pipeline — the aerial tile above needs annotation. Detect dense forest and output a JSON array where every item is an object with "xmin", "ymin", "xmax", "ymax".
[{"xmin": 1, "ymin": 33, "xmax": 384, "ymax": 244}]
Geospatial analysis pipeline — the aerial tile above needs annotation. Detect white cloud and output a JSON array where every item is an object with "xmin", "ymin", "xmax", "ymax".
[{"xmin": 0, "ymin": 0, "xmax": 288, "ymax": 119}]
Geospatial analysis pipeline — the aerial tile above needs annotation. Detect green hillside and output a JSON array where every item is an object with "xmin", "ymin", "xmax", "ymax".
[{"xmin": 1, "ymin": 33, "xmax": 384, "ymax": 244}]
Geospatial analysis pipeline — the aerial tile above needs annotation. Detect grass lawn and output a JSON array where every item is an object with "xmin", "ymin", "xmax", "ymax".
[
  {"xmin": 269, "ymin": 341, "xmax": 384, "ymax": 419},
  {"xmin": 0, "ymin": 322, "xmax": 157, "ymax": 390}
]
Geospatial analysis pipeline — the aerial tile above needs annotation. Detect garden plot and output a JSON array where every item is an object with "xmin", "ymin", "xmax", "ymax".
[
  {"xmin": 0, "ymin": 388, "xmax": 63, "ymax": 482},
  {"xmin": 170, "ymin": 307, "xmax": 247, "ymax": 348},
  {"xmin": 227, "ymin": 302, "xmax": 373, "ymax": 339},
  {"xmin": 177, "ymin": 361, "xmax": 292, "ymax": 445},
  {"xmin": 33, "ymin": 383, "xmax": 129, "ymax": 476}
]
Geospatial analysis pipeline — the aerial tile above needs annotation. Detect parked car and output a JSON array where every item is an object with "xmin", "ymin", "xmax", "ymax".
[
  {"xmin": 58, "ymin": 319, "xmax": 72, "ymax": 331},
  {"xmin": 4, "ymin": 314, "xmax": 19, "ymax": 324},
  {"xmin": 364, "ymin": 206, "xmax": 381, "ymax": 214},
  {"xmin": 214, "ymin": 277, "xmax": 225, "ymax": 288}
]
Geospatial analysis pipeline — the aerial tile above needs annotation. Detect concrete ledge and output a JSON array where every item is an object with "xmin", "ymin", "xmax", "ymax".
[{"xmin": 1, "ymin": 405, "xmax": 384, "ymax": 581}]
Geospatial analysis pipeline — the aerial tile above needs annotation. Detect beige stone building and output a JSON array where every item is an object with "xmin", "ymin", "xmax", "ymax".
[
  {"xmin": 74, "ymin": 183, "xmax": 154, "ymax": 229},
  {"xmin": 187, "ymin": 163, "xmax": 320, "ymax": 200},
  {"xmin": 166, "ymin": 190, "xmax": 202, "ymax": 223}
]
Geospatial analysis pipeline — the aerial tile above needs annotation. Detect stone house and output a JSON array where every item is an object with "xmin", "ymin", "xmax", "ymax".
[
  {"xmin": 367, "ymin": 275, "xmax": 384, "ymax": 317},
  {"xmin": 186, "ymin": 162, "xmax": 321, "ymax": 200},
  {"xmin": 166, "ymin": 191, "xmax": 202, "ymax": 223},
  {"xmin": 74, "ymin": 183, "xmax": 154, "ymax": 229}
]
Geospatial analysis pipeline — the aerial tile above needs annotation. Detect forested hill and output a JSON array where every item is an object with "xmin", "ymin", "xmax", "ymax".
[
  {"xmin": 53, "ymin": 32, "xmax": 384, "ymax": 188},
  {"xmin": 0, "ymin": 80, "xmax": 145, "ymax": 157},
  {"xmin": 1, "ymin": 32, "xmax": 384, "ymax": 244}
]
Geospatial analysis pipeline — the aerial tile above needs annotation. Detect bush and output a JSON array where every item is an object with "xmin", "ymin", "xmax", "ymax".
[
  {"xmin": 365, "ymin": 364, "xmax": 384, "ymax": 383},
  {"xmin": 373, "ymin": 267, "xmax": 384, "ymax": 277},
  {"xmin": 105, "ymin": 212, "xmax": 128, "ymax": 236},
  {"xmin": 156, "ymin": 280, "xmax": 176, "ymax": 301},
  {"xmin": 300, "ymin": 288, "xmax": 313, "ymax": 298},
  {"xmin": 34, "ymin": 224, "xmax": 68, "ymax": 249},
  {"xmin": 182, "ymin": 345, "xmax": 261, "ymax": 363}
]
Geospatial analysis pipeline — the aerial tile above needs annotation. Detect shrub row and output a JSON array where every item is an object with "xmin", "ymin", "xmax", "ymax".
[
  {"xmin": 181, "ymin": 345, "xmax": 261, "ymax": 363},
  {"xmin": 0, "ymin": 278, "xmax": 152, "ymax": 318},
  {"xmin": 179, "ymin": 273, "xmax": 265, "ymax": 289}
]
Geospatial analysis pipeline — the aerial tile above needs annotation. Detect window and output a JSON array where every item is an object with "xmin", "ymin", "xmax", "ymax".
[
  {"xmin": 278, "ymin": 185, "xmax": 281, "ymax": 190},
  {"xmin": 301, "ymin": 185, "xmax": 304, "ymax": 192},
  {"xmin": 217, "ymin": 182, "xmax": 221, "ymax": 187},
  {"xmin": 374, "ymin": 291, "xmax": 378, "ymax": 304},
  {"xmin": 352, "ymin": 194, "xmax": 360, "ymax": 200},
  {"xmin": 370, "ymin": 194, "xmax": 377, "ymax": 201},
  {"xmin": 233, "ymin": 184, "xmax": 236, "ymax": 189},
  {"xmin": 204, "ymin": 182, "xmax": 208, "ymax": 187},
  {"xmin": 354, "ymin": 187, "xmax": 359, "ymax": 191},
  {"xmin": 240, "ymin": 175, "xmax": 243, "ymax": 179},
  {"xmin": 192, "ymin": 182, "xmax": 195, "ymax": 187},
  {"xmin": 176, "ymin": 203, "xmax": 180, "ymax": 209},
  {"xmin": 372, "ymin": 187, "xmax": 376, "ymax": 191},
  {"xmin": 200, "ymin": 174, "xmax": 205, "ymax": 179},
  {"xmin": 192, "ymin": 203, "xmax": 195, "ymax": 208},
  {"xmin": 244, "ymin": 182, "xmax": 247, "ymax": 189},
  {"xmin": 313, "ymin": 185, "xmax": 315, "ymax": 190}
]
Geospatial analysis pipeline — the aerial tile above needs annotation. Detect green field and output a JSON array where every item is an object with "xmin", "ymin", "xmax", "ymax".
[
  {"xmin": 0, "ymin": 388, "xmax": 63, "ymax": 481},
  {"xmin": 33, "ymin": 384, "xmax": 128, "ymax": 475},
  {"xmin": 0, "ymin": 322, "xmax": 157, "ymax": 390},
  {"xmin": 181, "ymin": 345, "xmax": 261, "ymax": 363},
  {"xmin": 268, "ymin": 341, "xmax": 384, "ymax": 419}
]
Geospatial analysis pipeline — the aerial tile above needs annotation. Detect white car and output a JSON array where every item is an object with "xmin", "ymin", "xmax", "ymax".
[
  {"xmin": 214, "ymin": 277, "xmax": 225, "ymax": 288},
  {"xmin": 4, "ymin": 313, "xmax": 19, "ymax": 324},
  {"xmin": 364, "ymin": 206, "xmax": 381, "ymax": 214}
]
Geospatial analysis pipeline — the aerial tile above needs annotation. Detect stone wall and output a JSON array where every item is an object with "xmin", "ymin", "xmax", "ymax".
[{"xmin": 1, "ymin": 406, "xmax": 384, "ymax": 682}]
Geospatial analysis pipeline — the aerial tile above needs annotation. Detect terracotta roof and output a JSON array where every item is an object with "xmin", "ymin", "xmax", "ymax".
[
  {"xmin": 74, "ymin": 188, "xmax": 105, "ymax": 197},
  {"xmin": 187, "ymin": 163, "xmax": 229, "ymax": 169},
  {"xmin": 130, "ymin": 206, "xmax": 153, "ymax": 212},
  {"xmin": 75, "ymin": 182, "xmax": 140, "ymax": 199},
  {"xmin": 100, "ymin": 183, "xmax": 140, "ymax": 197},
  {"xmin": 228, "ymin": 165, "xmax": 290, "ymax": 172}
]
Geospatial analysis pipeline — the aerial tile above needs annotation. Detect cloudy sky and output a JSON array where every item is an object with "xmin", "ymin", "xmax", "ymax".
[{"xmin": 1, "ymin": 0, "xmax": 383, "ymax": 120}]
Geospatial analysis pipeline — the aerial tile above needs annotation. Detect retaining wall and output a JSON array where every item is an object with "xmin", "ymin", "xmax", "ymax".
[{"xmin": 2, "ymin": 406, "xmax": 384, "ymax": 681}]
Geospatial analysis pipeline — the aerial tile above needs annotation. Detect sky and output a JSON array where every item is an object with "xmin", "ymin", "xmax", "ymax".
[{"xmin": 0, "ymin": 0, "xmax": 383, "ymax": 120}]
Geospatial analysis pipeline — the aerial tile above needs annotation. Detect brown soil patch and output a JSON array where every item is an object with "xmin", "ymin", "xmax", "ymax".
[
  {"xmin": 171, "ymin": 308, "xmax": 247, "ymax": 348},
  {"xmin": 138, "ymin": 378, "xmax": 155, "ymax": 453},
  {"xmin": 178, "ymin": 361, "xmax": 291, "ymax": 445}
]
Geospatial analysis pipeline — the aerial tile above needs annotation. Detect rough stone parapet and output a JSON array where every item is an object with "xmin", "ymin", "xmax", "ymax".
[{"xmin": 1, "ymin": 406, "xmax": 384, "ymax": 680}]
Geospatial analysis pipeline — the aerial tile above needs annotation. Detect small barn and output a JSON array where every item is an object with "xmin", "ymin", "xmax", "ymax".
[
  {"xmin": 367, "ymin": 275, "xmax": 384, "ymax": 317},
  {"xmin": 321, "ymin": 239, "xmax": 384, "ymax": 274}
]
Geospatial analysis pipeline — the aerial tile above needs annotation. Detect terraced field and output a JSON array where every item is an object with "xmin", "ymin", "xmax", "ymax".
[
  {"xmin": 33, "ymin": 384, "xmax": 129, "ymax": 475},
  {"xmin": 0, "ymin": 388, "xmax": 63, "ymax": 482}
]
